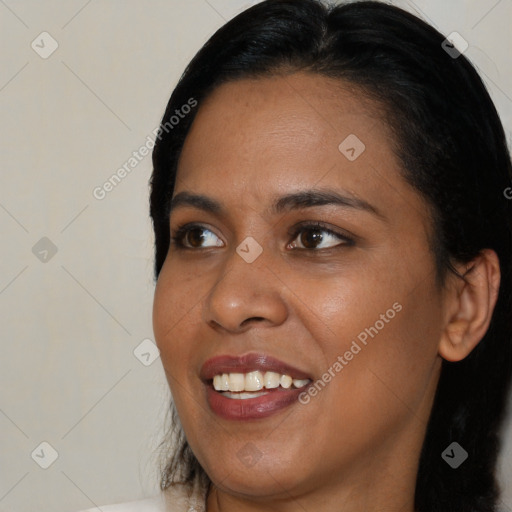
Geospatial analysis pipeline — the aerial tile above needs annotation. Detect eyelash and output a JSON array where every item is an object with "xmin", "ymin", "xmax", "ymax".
[{"xmin": 170, "ymin": 221, "xmax": 354, "ymax": 251}]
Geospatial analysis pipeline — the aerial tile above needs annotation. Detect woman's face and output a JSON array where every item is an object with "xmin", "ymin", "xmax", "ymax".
[{"xmin": 153, "ymin": 72, "xmax": 446, "ymax": 505}]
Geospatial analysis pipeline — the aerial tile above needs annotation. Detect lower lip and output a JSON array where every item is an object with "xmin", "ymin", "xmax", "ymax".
[{"xmin": 205, "ymin": 384, "xmax": 306, "ymax": 420}]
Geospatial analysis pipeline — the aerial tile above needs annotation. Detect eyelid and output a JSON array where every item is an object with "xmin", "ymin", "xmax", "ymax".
[
  {"xmin": 170, "ymin": 222, "xmax": 225, "ymax": 249},
  {"xmin": 287, "ymin": 220, "xmax": 355, "ymax": 248}
]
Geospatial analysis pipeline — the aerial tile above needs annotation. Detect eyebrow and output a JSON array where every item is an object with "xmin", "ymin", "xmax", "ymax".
[{"xmin": 167, "ymin": 189, "xmax": 386, "ymax": 220}]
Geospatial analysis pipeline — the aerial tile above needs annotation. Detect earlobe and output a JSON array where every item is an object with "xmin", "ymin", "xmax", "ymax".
[{"xmin": 438, "ymin": 249, "xmax": 500, "ymax": 362}]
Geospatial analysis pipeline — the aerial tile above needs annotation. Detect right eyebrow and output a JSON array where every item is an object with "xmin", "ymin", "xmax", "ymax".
[{"xmin": 167, "ymin": 191, "xmax": 222, "ymax": 217}]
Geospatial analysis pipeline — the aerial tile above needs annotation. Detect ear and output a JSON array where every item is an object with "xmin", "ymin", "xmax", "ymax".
[{"xmin": 438, "ymin": 249, "xmax": 501, "ymax": 362}]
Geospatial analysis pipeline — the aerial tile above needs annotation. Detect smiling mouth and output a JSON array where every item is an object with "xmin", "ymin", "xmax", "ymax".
[
  {"xmin": 205, "ymin": 375, "xmax": 313, "ymax": 419},
  {"xmin": 201, "ymin": 353, "xmax": 313, "ymax": 419},
  {"xmin": 210, "ymin": 370, "xmax": 311, "ymax": 398}
]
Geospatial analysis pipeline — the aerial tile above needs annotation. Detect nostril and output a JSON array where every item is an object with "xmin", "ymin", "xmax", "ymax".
[{"xmin": 241, "ymin": 317, "xmax": 266, "ymax": 327}]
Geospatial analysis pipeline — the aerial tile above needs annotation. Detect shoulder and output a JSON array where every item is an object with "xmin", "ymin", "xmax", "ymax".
[
  {"xmin": 74, "ymin": 478, "xmax": 208, "ymax": 512},
  {"xmin": 75, "ymin": 494, "xmax": 168, "ymax": 512}
]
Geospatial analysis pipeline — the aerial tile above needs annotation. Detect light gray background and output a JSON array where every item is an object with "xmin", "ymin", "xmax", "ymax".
[{"xmin": 0, "ymin": 1, "xmax": 511, "ymax": 511}]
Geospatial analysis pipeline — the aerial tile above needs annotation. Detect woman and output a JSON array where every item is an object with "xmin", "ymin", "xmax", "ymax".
[{"xmin": 79, "ymin": 0, "xmax": 512, "ymax": 510}]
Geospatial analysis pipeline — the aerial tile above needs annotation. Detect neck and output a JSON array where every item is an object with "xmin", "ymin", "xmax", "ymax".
[{"xmin": 205, "ymin": 450, "xmax": 418, "ymax": 512}]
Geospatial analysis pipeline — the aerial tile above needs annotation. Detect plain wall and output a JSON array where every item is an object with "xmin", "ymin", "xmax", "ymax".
[{"xmin": 0, "ymin": 1, "xmax": 511, "ymax": 511}]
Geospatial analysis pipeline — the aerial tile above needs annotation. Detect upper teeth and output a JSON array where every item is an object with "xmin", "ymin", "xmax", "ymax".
[{"xmin": 212, "ymin": 371, "xmax": 310, "ymax": 392}]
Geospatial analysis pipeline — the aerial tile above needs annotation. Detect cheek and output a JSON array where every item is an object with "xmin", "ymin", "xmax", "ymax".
[
  {"xmin": 379, "ymin": 282, "xmax": 443, "ymax": 386},
  {"xmin": 278, "ymin": 261, "xmax": 401, "ymax": 349},
  {"xmin": 321, "ymin": 278, "xmax": 442, "ymax": 435},
  {"xmin": 285, "ymin": 249, "xmax": 441, "ymax": 402},
  {"xmin": 153, "ymin": 256, "xmax": 211, "ymax": 339},
  {"xmin": 152, "ymin": 264, "xmax": 200, "ymax": 377}
]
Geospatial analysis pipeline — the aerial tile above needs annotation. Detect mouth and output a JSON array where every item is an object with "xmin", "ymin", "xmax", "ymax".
[
  {"xmin": 211, "ymin": 370, "xmax": 310, "ymax": 394},
  {"xmin": 200, "ymin": 353, "xmax": 313, "ymax": 420}
]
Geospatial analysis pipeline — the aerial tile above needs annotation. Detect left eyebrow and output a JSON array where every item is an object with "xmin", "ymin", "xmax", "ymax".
[
  {"xmin": 167, "ymin": 188, "xmax": 386, "ymax": 221},
  {"xmin": 271, "ymin": 189, "xmax": 386, "ymax": 220}
]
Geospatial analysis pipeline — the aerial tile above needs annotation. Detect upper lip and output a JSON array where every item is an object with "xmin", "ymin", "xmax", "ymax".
[{"xmin": 200, "ymin": 352, "xmax": 312, "ymax": 381}]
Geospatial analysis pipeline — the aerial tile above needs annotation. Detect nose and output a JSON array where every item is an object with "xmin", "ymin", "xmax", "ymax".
[{"xmin": 203, "ymin": 247, "xmax": 289, "ymax": 333}]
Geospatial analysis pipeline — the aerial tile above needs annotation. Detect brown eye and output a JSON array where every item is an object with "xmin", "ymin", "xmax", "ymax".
[
  {"xmin": 288, "ymin": 223, "xmax": 352, "ymax": 250},
  {"xmin": 187, "ymin": 227, "xmax": 208, "ymax": 247},
  {"xmin": 171, "ymin": 224, "xmax": 224, "ymax": 249},
  {"xmin": 300, "ymin": 228, "xmax": 325, "ymax": 249}
]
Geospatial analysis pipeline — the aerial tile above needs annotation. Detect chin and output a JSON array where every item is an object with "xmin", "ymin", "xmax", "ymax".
[
  {"xmin": 201, "ymin": 449, "xmax": 314, "ymax": 499},
  {"xmin": 210, "ymin": 470, "xmax": 300, "ymax": 499}
]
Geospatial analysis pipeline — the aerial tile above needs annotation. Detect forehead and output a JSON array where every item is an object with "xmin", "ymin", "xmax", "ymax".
[
  {"xmin": 175, "ymin": 72, "xmax": 432, "ymax": 236},
  {"xmin": 180, "ymin": 72, "xmax": 382, "ymax": 171}
]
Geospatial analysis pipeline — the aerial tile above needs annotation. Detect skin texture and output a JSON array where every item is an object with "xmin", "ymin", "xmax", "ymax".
[{"xmin": 152, "ymin": 72, "xmax": 500, "ymax": 512}]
